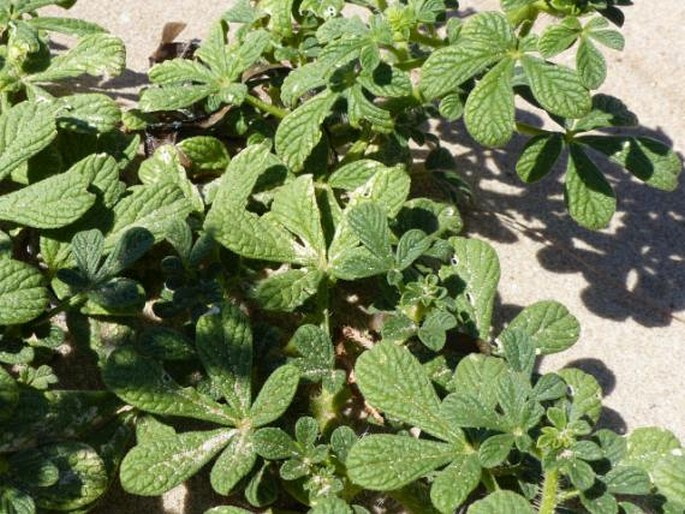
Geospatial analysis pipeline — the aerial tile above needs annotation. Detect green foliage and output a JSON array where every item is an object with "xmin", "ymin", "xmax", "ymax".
[{"xmin": 0, "ymin": 0, "xmax": 682, "ymax": 512}]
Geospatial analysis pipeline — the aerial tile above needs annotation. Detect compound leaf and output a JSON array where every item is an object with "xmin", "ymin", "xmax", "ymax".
[
  {"xmin": 120, "ymin": 429, "xmax": 234, "ymax": 496},
  {"xmin": 347, "ymin": 434, "xmax": 454, "ymax": 490}
]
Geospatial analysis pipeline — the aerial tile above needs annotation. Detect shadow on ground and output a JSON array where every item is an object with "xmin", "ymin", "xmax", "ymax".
[{"xmin": 434, "ymin": 116, "xmax": 685, "ymax": 328}]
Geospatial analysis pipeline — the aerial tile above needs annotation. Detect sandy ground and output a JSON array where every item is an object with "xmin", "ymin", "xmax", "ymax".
[{"xmin": 42, "ymin": 1, "xmax": 684, "ymax": 512}]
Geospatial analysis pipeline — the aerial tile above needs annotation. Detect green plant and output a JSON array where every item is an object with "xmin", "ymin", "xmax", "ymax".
[{"xmin": 0, "ymin": 0, "xmax": 683, "ymax": 513}]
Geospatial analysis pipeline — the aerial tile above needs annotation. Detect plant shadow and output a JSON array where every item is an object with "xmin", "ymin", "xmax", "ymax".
[{"xmin": 432, "ymin": 115, "xmax": 685, "ymax": 328}]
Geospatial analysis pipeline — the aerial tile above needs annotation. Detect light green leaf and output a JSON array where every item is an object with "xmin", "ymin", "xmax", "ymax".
[
  {"xmin": 271, "ymin": 175, "xmax": 326, "ymax": 261},
  {"xmin": 479, "ymin": 433, "xmax": 515, "ymax": 467},
  {"xmin": 250, "ymin": 365, "xmax": 300, "ymax": 427},
  {"xmin": 253, "ymin": 427, "xmax": 297, "ymax": 460},
  {"xmin": 653, "ymin": 455, "xmax": 685, "ymax": 505},
  {"xmin": 557, "ymin": 368, "xmax": 602, "ymax": 424},
  {"xmin": 149, "ymin": 59, "xmax": 216, "ymax": 85},
  {"xmin": 355, "ymin": 340, "xmax": 460, "ymax": 442},
  {"xmin": 358, "ymin": 63, "xmax": 413, "ymax": 98},
  {"xmin": 0, "ymin": 487, "xmax": 35, "ymax": 514},
  {"xmin": 449, "ymin": 354, "xmax": 508, "ymax": 406},
  {"xmin": 421, "ymin": 12, "xmax": 515, "ymax": 99},
  {"xmin": 196, "ymin": 303, "xmax": 253, "ymax": 415},
  {"xmin": 56, "ymin": 93, "xmax": 121, "ymax": 133},
  {"xmin": 564, "ymin": 145, "xmax": 616, "ymax": 230},
  {"xmin": 521, "ymin": 55, "xmax": 591, "ymax": 118},
  {"xmin": 603, "ymin": 466, "xmax": 651, "ymax": 495},
  {"xmin": 502, "ymin": 300, "xmax": 580, "ymax": 354},
  {"xmin": 204, "ymin": 144, "xmax": 304, "ymax": 263},
  {"xmin": 196, "ymin": 21, "xmax": 231, "ymax": 76},
  {"xmin": 280, "ymin": 64, "xmax": 326, "ymax": 108},
  {"xmin": 464, "ymin": 57, "xmax": 515, "ymax": 147},
  {"xmin": 516, "ymin": 134, "xmax": 563, "ymax": 183},
  {"xmin": 440, "ymin": 393, "xmax": 505, "ymax": 431},
  {"xmin": 467, "ymin": 490, "xmax": 534, "ymax": 514},
  {"xmin": 262, "ymin": 0, "xmax": 295, "ymax": 36},
  {"xmin": 120, "ymin": 428, "xmax": 234, "ymax": 495},
  {"xmin": 27, "ymin": 16, "xmax": 106, "ymax": 37},
  {"xmin": 579, "ymin": 135, "xmax": 682, "ymax": 192},
  {"xmin": 139, "ymin": 85, "xmax": 216, "ymax": 112},
  {"xmin": 347, "ymin": 84, "xmax": 393, "ymax": 133},
  {"xmin": 0, "ymin": 101, "xmax": 56, "ymax": 180},
  {"xmin": 105, "ymin": 181, "xmax": 192, "ymax": 252},
  {"xmin": 0, "ymin": 259, "xmax": 48, "ymax": 325},
  {"xmin": 439, "ymin": 92, "xmax": 465, "ymax": 121},
  {"xmin": 621, "ymin": 427, "xmax": 681, "ymax": 472},
  {"xmin": 347, "ymin": 434, "xmax": 454, "ymax": 490},
  {"xmin": 439, "ymin": 237, "xmax": 500, "ymax": 339},
  {"xmin": 251, "ymin": 268, "xmax": 323, "ymax": 312},
  {"xmin": 347, "ymin": 202, "xmax": 393, "ymax": 262},
  {"xmin": 286, "ymin": 324, "xmax": 336, "ymax": 383},
  {"xmin": 585, "ymin": 17, "xmax": 625, "ymax": 50},
  {"xmin": 538, "ymin": 17, "xmax": 582, "ymax": 57},
  {"xmin": 103, "ymin": 347, "xmax": 238, "ymax": 425},
  {"xmin": 573, "ymin": 94, "xmax": 638, "ymax": 132},
  {"xmin": 177, "ymin": 136, "xmax": 230, "ymax": 175},
  {"xmin": 577, "ymin": 37, "xmax": 607, "ymax": 89},
  {"xmin": 275, "ymin": 90, "xmax": 338, "ymax": 172},
  {"xmin": 431, "ymin": 455, "xmax": 482, "ymax": 514},
  {"xmin": 210, "ymin": 431, "xmax": 257, "ymax": 495},
  {"xmin": 29, "ymin": 33, "xmax": 125, "ymax": 82}
]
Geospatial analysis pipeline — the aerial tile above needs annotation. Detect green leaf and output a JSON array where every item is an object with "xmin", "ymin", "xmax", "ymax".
[
  {"xmin": 280, "ymin": 63, "xmax": 325, "ymax": 108},
  {"xmin": 396, "ymin": 229, "xmax": 432, "ymax": 270},
  {"xmin": 177, "ymin": 136, "xmax": 230, "ymax": 175},
  {"xmin": 621, "ymin": 427, "xmax": 681, "ymax": 472},
  {"xmin": 27, "ymin": 16, "xmax": 107, "ymax": 37},
  {"xmin": 196, "ymin": 303, "xmax": 253, "ymax": 416},
  {"xmin": 467, "ymin": 490, "xmax": 534, "ymax": 514},
  {"xmin": 139, "ymin": 85, "xmax": 217, "ymax": 112},
  {"xmin": 421, "ymin": 12, "xmax": 515, "ymax": 99},
  {"xmin": 105, "ymin": 181, "xmax": 192, "ymax": 252},
  {"xmin": 564, "ymin": 145, "xmax": 616, "ymax": 230},
  {"xmin": 585, "ymin": 16, "xmax": 625, "ymax": 50},
  {"xmin": 516, "ymin": 134, "xmax": 564, "ymax": 184},
  {"xmin": 418, "ymin": 310, "xmax": 457, "ymax": 351},
  {"xmin": 271, "ymin": 175, "xmax": 327, "ymax": 261},
  {"xmin": 355, "ymin": 340, "xmax": 460, "ymax": 442},
  {"xmin": 96, "ymin": 227, "xmax": 154, "ymax": 281},
  {"xmin": 502, "ymin": 300, "xmax": 580, "ymax": 354},
  {"xmin": 464, "ymin": 57, "xmax": 515, "ymax": 147},
  {"xmin": 538, "ymin": 17, "xmax": 582, "ymax": 57},
  {"xmin": 573, "ymin": 94, "xmax": 638, "ymax": 132},
  {"xmin": 71, "ymin": 229, "xmax": 104, "ymax": 279},
  {"xmin": 251, "ymin": 268, "xmax": 324, "ymax": 312},
  {"xmin": 347, "ymin": 84, "xmax": 393, "ymax": 133},
  {"xmin": 275, "ymin": 90, "xmax": 338, "ymax": 172},
  {"xmin": 579, "ymin": 135, "xmax": 682, "ymax": 192},
  {"xmin": 439, "ymin": 92, "xmax": 465, "ymax": 121},
  {"xmin": 16, "ymin": 443, "xmax": 108, "ymax": 511},
  {"xmin": 250, "ymin": 365, "xmax": 300, "ymax": 427},
  {"xmin": 204, "ymin": 144, "xmax": 304, "ymax": 264},
  {"xmin": 439, "ymin": 237, "xmax": 500, "ymax": 339},
  {"xmin": 653, "ymin": 455, "xmax": 685, "ymax": 505},
  {"xmin": 358, "ymin": 63, "xmax": 413, "ymax": 98},
  {"xmin": 120, "ymin": 428, "xmax": 234, "ymax": 495},
  {"xmin": 0, "ymin": 259, "xmax": 48, "ymax": 325},
  {"xmin": 205, "ymin": 508, "xmax": 251, "ymax": 514},
  {"xmin": 0, "ymin": 487, "xmax": 35, "ymax": 514},
  {"xmin": 430, "ymin": 454, "xmax": 482, "ymax": 513},
  {"xmin": 479, "ymin": 434, "xmax": 515, "ymax": 467},
  {"xmin": 346, "ymin": 434, "xmax": 454, "ymax": 490},
  {"xmin": 286, "ymin": 324, "xmax": 336, "ymax": 383},
  {"xmin": 0, "ymin": 167, "xmax": 96, "ymax": 229},
  {"xmin": 253, "ymin": 428, "xmax": 297, "ymax": 460},
  {"xmin": 29, "ymin": 33, "xmax": 125, "ymax": 82},
  {"xmin": 450, "ymin": 354, "xmax": 507, "ymax": 407},
  {"xmin": 347, "ymin": 202, "xmax": 393, "ymax": 262},
  {"xmin": 0, "ymin": 367, "xmax": 19, "ymax": 420},
  {"xmin": 440, "ymin": 393, "xmax": 505, "ymax": 431},
  {"xmin": 577, "ymin": 37, "xmax": 607, "ymax": 89},
  {"xmin": 521, "ymin": 55, "xmax": 591, "ymax": 118},
  {"xmin": 557, "ymin": 368, "xmax": 603, "ymax": 424},
  {"xmin": 103, "ymin": 347, "xmax": 238, "ymax": 425},
  {"xmin": 603, "ymin": 466, "xmax": 651, "ymax": 495},
  {"xmin": 149, "ymin": 59, "xmax": 216, "ymax": 85},
  {"xmin": 210, "ymin": 431, "xmax": 257, "ymax": 495},
  {"xmin": 57, "ymin": 93, "xmax": 122, "ymax": 133},
  {"xmin": 0, "ymin": 101, "xmax": 56, "ymax": 180}
]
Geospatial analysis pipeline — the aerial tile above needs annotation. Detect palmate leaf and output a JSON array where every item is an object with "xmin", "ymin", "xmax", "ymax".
[
  {"xmin": 346, "ymin": 434, "xmax": 455, "ymax": 490},
  {"xmin": 251, "ymin": 268, "xmax": 324, "ymax": 312},
  {"xmin": 355, "ymin": 340, "xmax": 462, "ymax": 442},
  {"xmin": 0, "ymin": 101, "xmax": 56, "ymax": 180},
  {"xmin": 516, "ymin": 134, "xmax": 564, "ymax": 183},
  {"xmin": 210, "ymin": 431, "xmax": 257, "ymax": 495},
  {"xmin": 196, "ymin": 303, "xmax": 253, "ymax": 416},
  {"xmin": 103, "ymin": 347, "xmax": 238, "ymax": 426},
  {"xmin": 564, "ymin": 145, "xmax": 616, "ymax": 229},
  {"xmin": 275, "ymin": 90, "xmax": 338, "ymax": 172},
  {"xmin": 421, "ymin": 12, "xmax": 515, "ymax": 100},
  {"xmin": 430, "ymin": 455, "xmax": 482, "ymax": 514},
  {"xmin": 539, "ymin": 17, "xmax": 582, "ymax": 58},
  {"xmin": 249, "ymin": 365, "xmax": 300, "ymax": 427},
  {"xmin": 0, "ymin": 259, "xmax": 48, "ymax": 325},
  {"xmin": 120, "ymin": 428, "xmax": 234, "ymax": 496},
  {"xmin": 464, "ymin": 57, "xmax": 515, "ymax": 147}
]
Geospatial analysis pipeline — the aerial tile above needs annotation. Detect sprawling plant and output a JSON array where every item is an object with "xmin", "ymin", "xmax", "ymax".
[{"xmin": 0, "ymin": 0, "xmax": 683, "ymax": 512}]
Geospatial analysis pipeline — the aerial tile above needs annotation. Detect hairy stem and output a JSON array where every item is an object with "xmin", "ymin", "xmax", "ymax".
[{"xmin": 538, "ymin": 467, "xmax": 560, "ymax": 514}]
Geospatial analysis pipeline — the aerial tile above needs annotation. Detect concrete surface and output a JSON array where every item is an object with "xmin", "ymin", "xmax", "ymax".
[{"xmin": 43, "ymin": 1, "xmax": 684, "ymax": 512}]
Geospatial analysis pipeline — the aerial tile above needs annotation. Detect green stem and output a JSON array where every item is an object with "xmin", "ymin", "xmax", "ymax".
[
  {"xmin": 394, "ymin": 57, "xmax": 428, "ymax": 71},
  {"xmin": 515, "ymin": 122, "xmax": 552, "ymax": 137},
  {"xmin": 482, "ymin": 469, "xmax": 500, "ymax": 492},
  {"xmin": 245, "ymin": 94, "xmax": 289, "ymax": 119},
  {"xmin": 317, "ymin": 279, "xmax": 331, "ymax": 337},
  {"xmin": 34, "ymin": 293, "xmax": 86, "ymax": 325},
  {"xmin": 538, "ymin": 467, "xmax": 560, "ymax": 514},
  {"xmin": 410, "ymin": 29, "xmax": 447, "ymax": 49}
]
